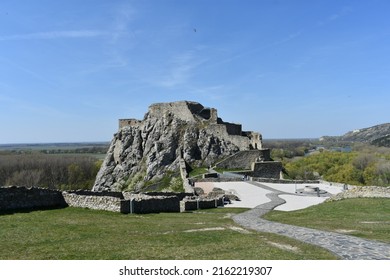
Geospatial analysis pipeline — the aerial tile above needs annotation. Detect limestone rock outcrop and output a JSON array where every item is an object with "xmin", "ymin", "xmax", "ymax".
[
  {"xmin": 92, "ymin": 101, "xmax": 262, "ymax": 191},
  {"xmin": 320, "ymin": 123, "xmax": 390, "ymax": 147}
]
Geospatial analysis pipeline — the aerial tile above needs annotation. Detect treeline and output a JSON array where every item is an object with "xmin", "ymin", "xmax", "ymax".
[
  {"xmin": 4, "ymin": 146, "xmax": 108, "ymax": 155},
  {"xmin": 0, "ymin": 154, "xmax": 102, "ymax": 190},
  {"xmin": 284, "ymin": 150, "xmax": 390, "ymax": 186},
  {"xmin": 39, "ymin": 146, "xmax": 108, "ymax": 155},
  {"xmin": 265, "ymin": 139, "xmax": 318, "ymax": 159},
  {"xmin": 266, "ymin": 139, "xmax": 354, "ymax": 159}
]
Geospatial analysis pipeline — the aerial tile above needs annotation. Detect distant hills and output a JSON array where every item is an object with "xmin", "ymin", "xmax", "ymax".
[{"xmin": 320, "ymin": 123, "xmax": 390, "ymax": 147}]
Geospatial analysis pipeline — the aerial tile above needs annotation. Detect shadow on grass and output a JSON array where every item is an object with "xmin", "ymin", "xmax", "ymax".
[{"xmin": 0, "ymin": 205, "xmax": 68, "ymax": 216}]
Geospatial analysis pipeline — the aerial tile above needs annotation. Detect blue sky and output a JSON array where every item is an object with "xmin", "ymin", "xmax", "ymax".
[{"xmin": 0, "ymin": 0, "xmax": 389, "ymax": 143}]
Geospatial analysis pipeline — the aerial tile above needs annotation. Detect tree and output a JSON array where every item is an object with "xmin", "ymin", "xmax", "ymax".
[{"xmin": 5, "ymin": 169, "xmax": 43, "ymax": 186}]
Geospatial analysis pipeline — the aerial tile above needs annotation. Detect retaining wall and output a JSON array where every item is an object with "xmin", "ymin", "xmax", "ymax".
[
  {"xmin": 251, "ymin": 161, "xmax": 282, "ymax": 179},
  {"xmin": 215, "ymin": 150, "xmax": 263, "ymax": 169},
  {"xmin": 193, "ymin": 176, "xmax": 320, "ymax": 185},
  {"xmin": 251, "ymin": 178, "xmax": 320, "ymax": 184}
]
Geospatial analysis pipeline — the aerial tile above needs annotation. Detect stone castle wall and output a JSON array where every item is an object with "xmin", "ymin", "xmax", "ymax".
[
  {"xmin": 207, "ymin": 124, "xmax": 251, "ymax": 150},
  {"xmin": 215, "ymin": 150, "xmax": 264, "ymax": 169},
  {"xmin": 148, "ymin": 101, "xmax": 199, "ymax": 123},
  {"xmin": 251, "ymin": 161, "xmax": 282, "ymax": 179},
  {"xmin": 0, "ymin": 186, "xmax": 220, "ymax": 214},
  {"xmin": 179, "ymin": 158, "xmax": 194, "ymax": 193},
  {"xmin": 119, "ymin": 119, "xmax": 142, "ymax": 129},
  {"xmin": 217, "ymin": 118, "xmax": 242, "ymax": 135}
]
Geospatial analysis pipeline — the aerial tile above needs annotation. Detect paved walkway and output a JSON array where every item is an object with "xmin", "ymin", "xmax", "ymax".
[{"xmin": 233, "ymin": 182, "xmax": 390, "ymax": 260}]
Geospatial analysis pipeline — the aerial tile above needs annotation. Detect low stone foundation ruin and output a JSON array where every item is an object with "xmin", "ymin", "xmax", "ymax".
[
  {"xmin": 0, "ymin": 186, "xmax": 67, "ymax": 211},
  {"xmin": 0, "ymin": 186, "xmax": 223, "ymax": 214}
]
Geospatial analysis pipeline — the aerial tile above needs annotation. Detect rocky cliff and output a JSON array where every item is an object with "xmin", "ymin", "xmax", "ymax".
[{"xmin": 92, "ymin": 101, "xmax": 262, "ymax": 191}]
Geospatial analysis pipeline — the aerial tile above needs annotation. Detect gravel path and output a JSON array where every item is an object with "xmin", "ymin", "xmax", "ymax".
[{"xmin": 233, "ymin": 182, "xmax": 390, "ymax": 260}]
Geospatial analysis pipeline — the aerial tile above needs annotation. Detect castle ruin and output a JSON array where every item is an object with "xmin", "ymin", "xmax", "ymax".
[{"xmin": 118, "ymin": 101, "xmax": 262, "ymax": 151}]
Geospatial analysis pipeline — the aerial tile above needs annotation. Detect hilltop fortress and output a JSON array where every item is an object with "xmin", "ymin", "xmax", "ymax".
[
  {"xmin": 119, "ymin": 101, "xmax": 262, "ymax": 151},
  {"xmin": 93, "ymin": 101, "xmax": 281, "ymax": 192}
]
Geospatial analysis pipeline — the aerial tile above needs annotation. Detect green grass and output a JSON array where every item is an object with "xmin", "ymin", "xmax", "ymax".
[
  {"xmin": 0, "ymin": 207, "xmax": 337, "ymax": 260},
  {"xmin": 188, "ymin": 166, "xmax": 209, "ymax": 177},
  {"xmin": 264, "ymin": 198, "xmax": 390, "ymax": 243}
]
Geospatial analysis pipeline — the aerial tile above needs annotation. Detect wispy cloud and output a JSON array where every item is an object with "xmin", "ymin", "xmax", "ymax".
[
  {"xmin": 0, "ymin": 30, "xmax": 107, "ymax": 41},
  {"xmin": 109, "ymin": 3, "xmax": 137, "ymax": 44},
  {"xmin": 203, "ymin": 30, "xmax": 303, "ymax": 70},
  {"xmin": 157, "ymin": 51, "xmax": 207, "ymax": 88},
  {"xmin": 292, "ymin": 55, "xmax": 313, "ymax": 69},
  {"xmin": 317, "ymin": 6, "xmax": 353, "ymax": 27},
  {"xmin": 74, "ymin": 3, "xmax": 137, "ymax": 76}
]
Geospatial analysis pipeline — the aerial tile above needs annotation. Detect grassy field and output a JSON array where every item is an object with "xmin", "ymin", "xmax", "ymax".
[
  {"xmin": 0, "ymin": 207, "xmax": 337, "ymax": 260},
  {"xmin": 264, "ymin": 198, "xmax": 390, "ymax": 243}
]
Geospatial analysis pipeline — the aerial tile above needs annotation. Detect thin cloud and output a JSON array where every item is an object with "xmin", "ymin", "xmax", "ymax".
[
  {"xmin": 110, "ymin": 3, "xmax": 137, "ymax": 44},
  {"xmin": 317, "ymin": 6, "xmax": 353, "ymax": 26},
  {"xmin": 158, "ymin": 51, "xmax": 207, "ymax": 88},
  {"xmin": 204, "ymin": 30, "xmax": 303, "ymax": 70},
  {"xmin": 0, "ymin": 30, "xmax": 107, "ymax": 41}
]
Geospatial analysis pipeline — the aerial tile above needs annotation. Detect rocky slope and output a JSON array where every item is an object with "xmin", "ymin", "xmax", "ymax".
[
  {"xmin": 320, "ymin": 123, "xmax": 390, "ymax": 146},
  {"xmin": 92, "ymin": 101, "xmax": 261, "ymax": 192}
]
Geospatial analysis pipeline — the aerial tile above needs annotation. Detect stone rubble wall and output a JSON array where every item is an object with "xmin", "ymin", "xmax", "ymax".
[
  {"xmin": 0, "ymin": 186, "xmax": 66, "ymax": 211},
  {"xmin": 65, "ymin": 189, "xmax": 124, "ymax": 198},
  {"xmin": 126, "ymin": 194, "xmax": 181, "ymax": 214},
  {"xmin": 123, "ymin": 191, "xmax": 194, "ymax": 201},
  {"xmin": 178, "ymin": 158, "xmax": 195, "ymax": 193},
  {"xmin": 327, "ymin": 186, "xmax": 390, "ymax": 201},
  {"xmin": 180, "ymin": 197, "xmax": 224, "ymax": 212},
  {"xmin": 62, "ymin": 192, "xmax": 125, "ymax": 213},
  {"xmin": 0, "ymin": 186, "xmax": 220, "ymax": 214}
]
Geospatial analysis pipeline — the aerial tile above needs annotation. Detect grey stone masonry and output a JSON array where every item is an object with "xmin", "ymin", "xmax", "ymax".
[
  {"xmin": 215, "ymin": 150, "xmax": 264, "ymax": 169},
  {"xmin": 0, "ymin": 186, "xmax": 221, "ymax": 214},
  {"xmin": 0, "ymin": 186, "xmax": 67, "ymax": 211},
  {"xmin": 250, "ymin": 161, "xmax": 282, "ymax": 179},
  {"xmin": 180, "ymin": 197, "xmax": 224, "ymax": 212},
  {"xmin": 123, "ymin": 193, "xmax": 181, "ymax": 214},
  {"xmin": 62, "ymin": 192, "xmax": 125, "ymax": 213}
]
